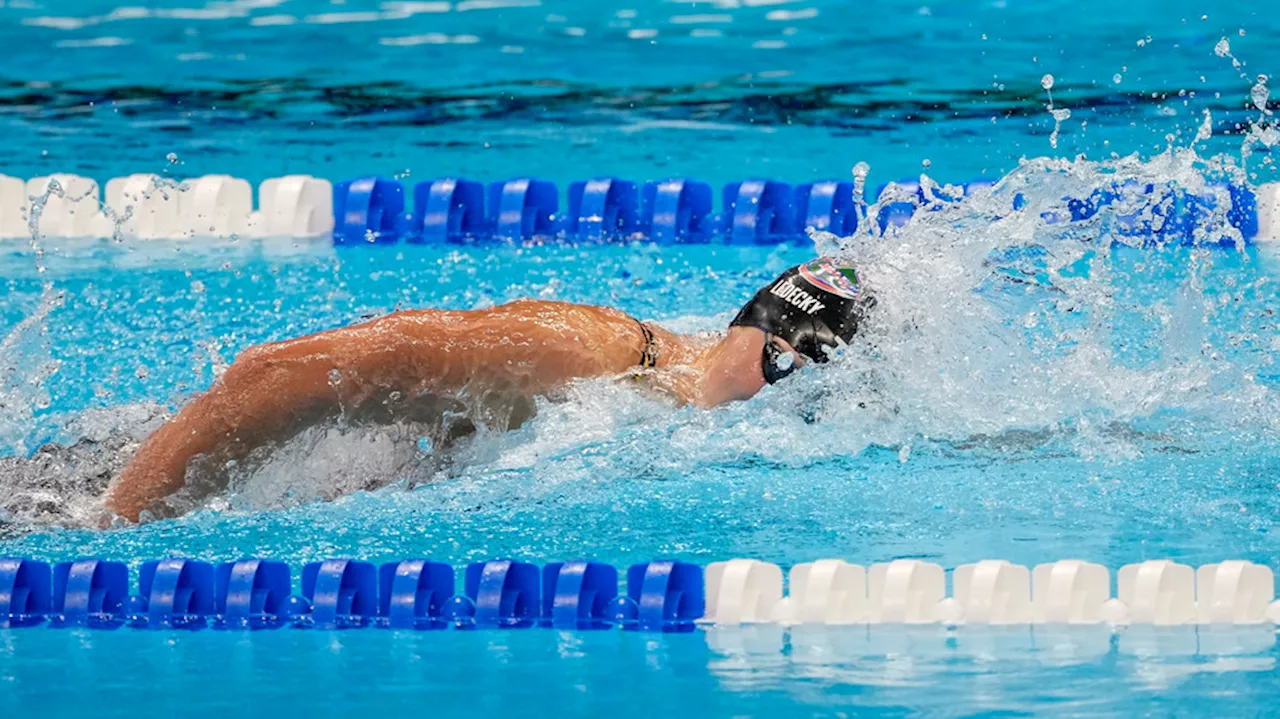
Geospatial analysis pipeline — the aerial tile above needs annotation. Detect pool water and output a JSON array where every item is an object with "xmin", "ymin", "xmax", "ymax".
[{"xmin": 2, "ymin": 0, "xmax": 1280, "ymax": 716}]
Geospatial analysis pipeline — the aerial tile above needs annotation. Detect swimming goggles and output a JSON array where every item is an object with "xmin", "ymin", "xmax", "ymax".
[{"xmin": 761, "ymin": 332, "xmax": 803, "ymax": 385}]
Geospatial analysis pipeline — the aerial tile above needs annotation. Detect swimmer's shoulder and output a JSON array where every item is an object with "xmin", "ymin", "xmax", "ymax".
[
  {"xmin": 367, "ymin": 301, "xmax": 641, "ymax": 344},
  {"xmin": 494, "ymin": 298, "xmax": 640, "ymax": 326}
]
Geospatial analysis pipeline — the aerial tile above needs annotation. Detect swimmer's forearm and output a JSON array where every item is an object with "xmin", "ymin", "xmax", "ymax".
[
  {"xmin": 106, "ymin": 394, "xmax": 230, "ymax": 521},
  {"xmin": 107, "ymin": 332, "xmax": 365, "ymax": 521}
]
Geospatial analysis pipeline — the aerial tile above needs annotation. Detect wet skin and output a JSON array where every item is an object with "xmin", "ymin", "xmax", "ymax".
[{"xmin": 106, "ymin": 299, "xmax": 789, "ymax": 522}]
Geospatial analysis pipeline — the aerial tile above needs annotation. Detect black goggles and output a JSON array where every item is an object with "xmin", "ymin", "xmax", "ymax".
[{"xmin": 761, "ymin": 332, "xmax": 803, "ymax": 385}]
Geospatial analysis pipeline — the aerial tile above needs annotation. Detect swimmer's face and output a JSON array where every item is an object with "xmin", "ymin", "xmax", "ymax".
[{"xmin": 761, "ymin": 333, "xmax": 807, "ymax": 384}]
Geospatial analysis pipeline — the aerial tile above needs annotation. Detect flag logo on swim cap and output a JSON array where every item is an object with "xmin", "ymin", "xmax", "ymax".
[{"xmin": 797, "ymin": 257, "xmax": 861, "ymax": 300}]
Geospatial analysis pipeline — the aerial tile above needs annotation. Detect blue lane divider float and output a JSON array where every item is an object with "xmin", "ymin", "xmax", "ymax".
[
  {"xmin": 410, "ymin": 178, "xmax": 486, "ymax": 243},
  {"xmin": 623, "ymin": 560, "xmax": 704, "ymax": 633},
  {"xmin": 52, "ymin": 559, "xmax": 129, "ymax": 628},
  {"xmin": 640, "ymin": 178, "xmax": 714, "ymax": 243},
  {"xmin": 215, "ymin": 559, "xmax": 291, "ymax": 629},
  {"xmin": 566, "ymin": 178, "xmax": 639, "ymax": 241},
  {"xmin": 722, "ymin": 179, "xmax": 796, "ymax": 244},
  {"xmin": 462, "ymin": 559, "xmax": 541, "ymax": 629},
  {"xmin": 1057, "ymin": 180, "xmax": 1259, "ymax": 245},
  {"xmin": 328, "ymin": 174, "xmax": 1263, "ymax": 246},
  {"xmin": 0, "ymin": 558, "xmax": 51, "ymax": 628},
  {"xmin": 543, "ymin": 560, "xmax": 618, "ymax": 630},
  {"xmin": 489, "ymin": 178, "xmax": 558, "ymax": 241},
  {"xmin": 0, "ymin": 556, "xmax": 708, "ymax": 632},
  {"xmin": 380, "ymin": 559, "xmax": 454, "ymax": 629},
  {"xmin": 333, "ymin": 177, "xmax": 406, "ymax": 245},
  {"xmin": 137, "ymin": 558, "xmax": 214, "ymax": 629},
  {"xmin": 302, "ymin": 559, "xmax": 378, "ymax": 629},
  {"xmin": 795, "ymin": 180, "xmax": 860, "ymax": 237}
]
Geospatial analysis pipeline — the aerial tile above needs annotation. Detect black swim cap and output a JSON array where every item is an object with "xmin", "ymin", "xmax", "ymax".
[{"xmin": 730, "ymin": 257, "xmax": 869, "ymax": 362}]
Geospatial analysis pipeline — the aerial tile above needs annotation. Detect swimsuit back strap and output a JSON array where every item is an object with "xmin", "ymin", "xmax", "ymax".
[{"xmin": 636, "ymin": 320, "xmax": 658, "ymax": 368}]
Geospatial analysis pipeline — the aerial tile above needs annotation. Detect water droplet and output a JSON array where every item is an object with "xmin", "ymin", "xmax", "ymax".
[
  {"xmin": 1113, "ymin": 73, "xmax": 1123, "ymax": 84},
  {"xmin": 922, "ymin": 158, "xmax": 932, "ymax": 169},
  {"xmin": 1250, "ymin": 76, "xmax": 1270, "ymax": 113},
  {"xmin": 166, "ymin": 152, "xmax": 179, "ymax": 163},
  {"xmin": 1214, "ymin": 37, "xmax": 1231, "ymax": 57},
  {"xmin": 1040, "ymin": 74, "xmax": 1054, "ymax": 90}
]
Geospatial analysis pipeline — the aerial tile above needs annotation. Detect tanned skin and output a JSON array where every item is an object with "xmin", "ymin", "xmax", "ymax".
[{"xmin": 106, "ymin": 299, "xmax": 790, "ymax": 522}]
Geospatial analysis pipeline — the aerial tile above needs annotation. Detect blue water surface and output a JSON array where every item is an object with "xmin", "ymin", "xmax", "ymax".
[{"xmin": 1, "ymin": 0, "xmax": 1280, "ymax": 716}]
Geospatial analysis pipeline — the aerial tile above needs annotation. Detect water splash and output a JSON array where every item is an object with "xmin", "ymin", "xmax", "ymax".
[
  {"xmin": 1212, "ymin": 39, "xmax": 1276, "ymax": 169},
  {"xmin": 806, "ymin": 150, "xmax": 1275, "ymax": 457},
  {"xmin": 1042, "ymin": 74, "xmax": 1072, "ymax": 149}
]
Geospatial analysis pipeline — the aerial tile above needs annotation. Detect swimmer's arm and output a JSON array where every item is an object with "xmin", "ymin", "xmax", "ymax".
[
  {"xmin": 106, "ymin": 316, "xmax": 437, "ymax": 522},
  {"xmin": 105, "ymin": 310, "xmax": 611, "ymax": 522}
]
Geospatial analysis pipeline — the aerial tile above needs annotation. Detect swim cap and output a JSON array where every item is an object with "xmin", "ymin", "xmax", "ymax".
[{"xmin": 729, "ymin": 257, "xmax": 869, "ymax": 362}]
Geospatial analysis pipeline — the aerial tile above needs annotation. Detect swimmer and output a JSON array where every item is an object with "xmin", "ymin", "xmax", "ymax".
[{"xmin": 105, "ymin": 257, "xmax": 871, "ymax": 522}]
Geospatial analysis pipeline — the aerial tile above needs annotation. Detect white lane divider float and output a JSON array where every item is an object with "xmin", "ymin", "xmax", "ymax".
[
  {"xmin": 183, "ymin": 175, "xmax": 255, "ymax": 237},
  {"xmin": 256, "ymin": 174, "xmax": 334, "ymax": 239},
  {"xmin": 946, "ymin": 559, "xmax": 1032, "ymax": 625},
  {"xmin": 0, "ymin": 173, "xmax": 334, "ymax": 240},
  {"xmin": 105, "ymin": 174, "xmax": 182, "ymax": 240},
  {"xmin": 0, "ymin": 174, "xmax": 26, "ymax": 237},
  {"xmin": 1258, "ymin": 182, "xmax": 1280, "ymax": 243},
  {"xmin": 1197, "ymin": 560, "xmax": 1276, "ymax": 624},
  {"xmin": 700, "ymin": 558, "xmax": 1280, "ymax": 627},
  {"xmin": 701, "ymin": 559, "xmax": 783, "ymax": 625},
  {"xmin": 1112, "ymin": 559, "xmax": 1197, "ymax": 626},
  {"xmin": 772, "ymin": 559, "xmax": 868, "ymax": 625},
  {"xmin": 1031, "ymin": 559, "xmax": 1111, "ymax": 624},
  {"xmin": 869, "ymin": 559, "xmax": 946, "ymax": 624},
  {"xmin": 26, "ymin": 174, "xmax": 111, "ymax": 238}
]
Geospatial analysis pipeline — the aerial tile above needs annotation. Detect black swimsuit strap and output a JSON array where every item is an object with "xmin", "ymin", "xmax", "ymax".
[{"xmin": 635, "ymin": 319, "xmax": 658, "ymax": 368}]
